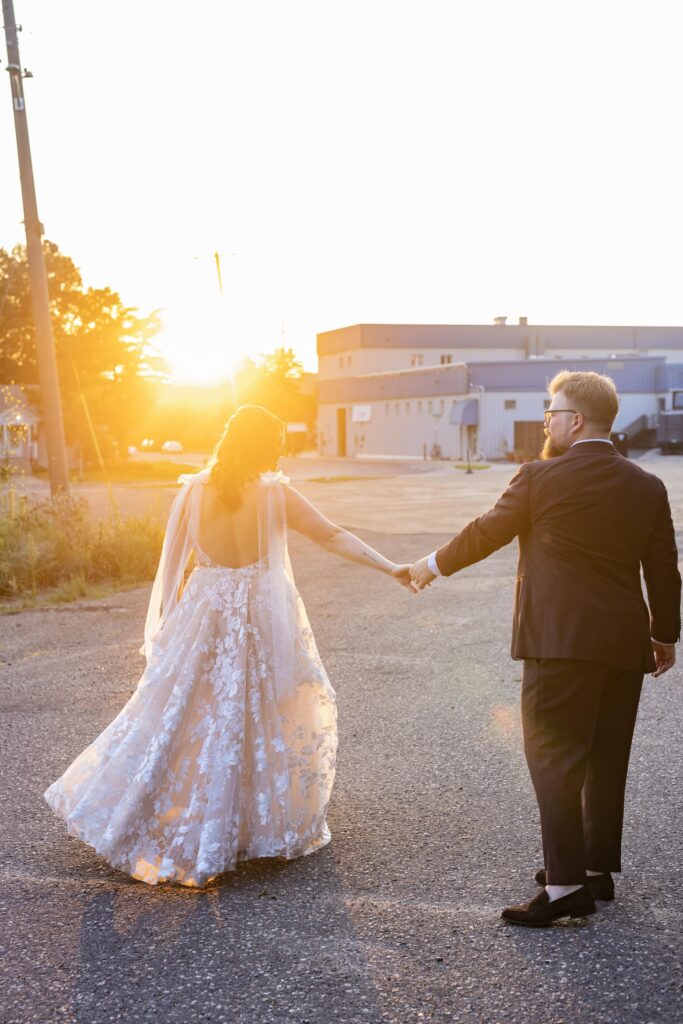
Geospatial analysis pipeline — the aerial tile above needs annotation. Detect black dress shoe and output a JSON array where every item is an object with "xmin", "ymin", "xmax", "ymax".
[
  {"xmin": 501, "ymin": 886, "xmax": 596, "ymax": 927},
  {"xmin": 534, "ymin": 868, "xmax": 615, "ymax": 901}
]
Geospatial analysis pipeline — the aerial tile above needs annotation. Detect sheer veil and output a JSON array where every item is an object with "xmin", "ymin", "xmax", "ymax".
[
  {"xmin": 142, "ymin": 468, "xmax": 298, "ymax": 700},
  {"xmin": 141, "ymin": 469, "xmax": 209, "ymax": 660},
  {"xmin": 257, "ymin": 470, "xmax": 297, "ymax": 700}
]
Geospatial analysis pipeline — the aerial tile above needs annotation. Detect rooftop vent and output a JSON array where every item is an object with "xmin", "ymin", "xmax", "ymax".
[
  {"xmin": 493, "ymin": 316, "xmax": 507, "ymax": 326},
  {"xmin": 519, "ymin": 316, "xmax": 528, "ymax": 326}
]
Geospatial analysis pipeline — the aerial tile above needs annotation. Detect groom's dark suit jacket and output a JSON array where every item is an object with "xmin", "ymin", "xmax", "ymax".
[{"xmin": 435, "ymin": 441, "xmax": 681, "ymax": 673}]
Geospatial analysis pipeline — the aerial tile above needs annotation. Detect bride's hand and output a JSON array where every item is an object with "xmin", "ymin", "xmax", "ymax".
[{"xmin": 390, "ymin": 564, "xmax": 418, "ymax": 592}]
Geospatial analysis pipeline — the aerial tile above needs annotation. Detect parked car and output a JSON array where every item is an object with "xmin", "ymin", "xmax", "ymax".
[
  {"xmin": 140, "ymin": 438, "xmax": 156, "ymax": 450},
  {"xmin": 161, "ymin": 440, "xmax": 184, "ymax": 454}
]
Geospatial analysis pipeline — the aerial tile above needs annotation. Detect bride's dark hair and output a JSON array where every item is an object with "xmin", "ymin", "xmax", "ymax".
[{"xmin": 208, "ymin": 405, "xmax": 284, "ymax": 510}]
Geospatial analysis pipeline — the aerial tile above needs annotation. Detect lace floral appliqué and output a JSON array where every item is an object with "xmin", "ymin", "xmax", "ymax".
[{"xmin": 44, "ymin": 560, "xmax": 337, "ymax": 887}]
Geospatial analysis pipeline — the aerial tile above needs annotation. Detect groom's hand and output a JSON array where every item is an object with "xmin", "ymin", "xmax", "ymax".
[
  {"xmin": 409, "ymin": 556, "xmax": 436, "ymax": 591},
  {"xmin": 651, "ymin": 640, "xmax": 676, "ymax": 677}
]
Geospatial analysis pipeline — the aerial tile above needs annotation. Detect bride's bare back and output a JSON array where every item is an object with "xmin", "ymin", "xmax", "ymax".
[{"xmin": 196, "ymin": 480, "xmax": 263, "ymax": 568}]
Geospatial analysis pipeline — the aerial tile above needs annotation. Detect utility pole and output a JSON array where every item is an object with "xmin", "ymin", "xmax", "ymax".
[
  {"xmin": 208, "ymin": 250, "xmax": 238, "ymax": 403},
  {"xmin": 213, "ymin": 251, "xmax": 224, "ymax": 296},
  {"xmin": 2, "ymin": 0, "xmax": 70, "ymax": 495}
]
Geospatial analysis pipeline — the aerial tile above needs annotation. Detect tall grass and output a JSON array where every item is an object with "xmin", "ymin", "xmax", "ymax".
[{"xmin": 0, "ymin": 492, "xmax": 164, "ymax": 600}]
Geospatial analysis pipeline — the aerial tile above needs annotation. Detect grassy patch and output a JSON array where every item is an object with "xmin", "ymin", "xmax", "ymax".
[{"xmin": 0, "ymin": 493, "xmax": 164, "ymax": 602}]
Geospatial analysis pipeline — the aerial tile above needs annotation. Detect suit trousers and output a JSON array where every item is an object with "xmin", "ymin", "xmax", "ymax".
[{"xmin": 521, "ymin": 658, "xmax": 644, "ymax": 885}]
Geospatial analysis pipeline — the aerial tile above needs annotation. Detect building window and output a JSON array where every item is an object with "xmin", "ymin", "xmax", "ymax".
[
  {"xmin": 504, "ymin": 399, "xmax": 517, "ymax": 410},
  {"xmin": 385, "ymin": 403, "xmax": 390, "ymax": 414},
  {"xmin": 339, "ymin": 356, "xmax": 344, "ymax": 369},
  {"xmin": 405, "ymin": 402, "xmax": 410, "ymax": 414},
  {"xmin": 395, "ymin": 402, "xmax": 400, "ymax": 415},
  {"xmin": 440, "ymin": 400, "xmax": 445, "ymax": 414},
  {"xmin": 673, "ymin": 392, "xmax": 683, "ymax": 410},
  {"xmin": 411, "ymin": 354, "xmax": 423, "ymax": 367},
  {"xmin": 440, "ymin": 354, "xmax": 453, "ymax": 365},
  {"xmin": 427, "ymin": 400, "xmax": 433, "ymax": 414},
  {"xmin": 544, "ymin": 399, "xmax": 551, "ymax": 410},
  {"xmin": 659, "ymin": 397, "xmax": 666, "ymax": 412},
  {"xmin": 417, "ymin": 401, "xmax": 423, "ymax": 414},
  {"xmin": 347, "ymin": 355, "xmax": 352, "ymax": 367}
]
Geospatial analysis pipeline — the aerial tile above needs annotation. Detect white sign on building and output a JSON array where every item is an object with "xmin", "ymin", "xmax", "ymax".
[{"xmin": 351, "ymin": 405, "xmax": 372, "ymax": 423}]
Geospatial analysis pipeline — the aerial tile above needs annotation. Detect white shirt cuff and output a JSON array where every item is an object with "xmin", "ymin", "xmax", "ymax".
[{"xmin": 427, "ymin": 551, "xmax": 442, "ymax": 577}]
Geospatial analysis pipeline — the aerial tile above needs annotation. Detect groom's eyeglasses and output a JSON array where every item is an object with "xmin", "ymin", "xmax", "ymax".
[{"xmin": 543, "ymin": 409, "xmax": 577, "ymax": 427}]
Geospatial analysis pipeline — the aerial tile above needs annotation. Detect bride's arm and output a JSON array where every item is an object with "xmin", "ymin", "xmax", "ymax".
[{"xmin": 284, "ymin": 485, "xmax": 414, "ymax": 586}]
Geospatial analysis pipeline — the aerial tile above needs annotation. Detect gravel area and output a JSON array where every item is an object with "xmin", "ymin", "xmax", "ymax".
[{"xmin": 1, "ymin": 466, "xmax": 682, "ymax": 1023}]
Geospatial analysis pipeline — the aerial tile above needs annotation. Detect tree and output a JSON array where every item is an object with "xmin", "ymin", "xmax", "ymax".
[
  {"xmin": 236, "ymin": 348, "xmax": 316, "ymax": 429},
  {"xmin": 0, "ymin": 241, "xmax": 164, "ymax": 460},
  {"xmin": 119, "ymin": 349, "xmax": 317, "ymax": 456}
]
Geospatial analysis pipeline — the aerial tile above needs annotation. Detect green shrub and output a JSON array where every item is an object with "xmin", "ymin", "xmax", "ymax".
[{"xmin": 0, "ymin": 493, "xmax": 164, "ymax": 598}]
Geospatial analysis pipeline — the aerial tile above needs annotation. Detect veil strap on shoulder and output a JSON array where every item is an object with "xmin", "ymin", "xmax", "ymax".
[{"xmin": 258, "ymin": 471, "xmax": 297, "ymax": 701}]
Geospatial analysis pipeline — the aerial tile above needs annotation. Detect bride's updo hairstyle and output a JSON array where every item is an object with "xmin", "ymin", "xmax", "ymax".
[{"xmin": 208, "ymin": 405, "xmax": 284, "ymax": 510}]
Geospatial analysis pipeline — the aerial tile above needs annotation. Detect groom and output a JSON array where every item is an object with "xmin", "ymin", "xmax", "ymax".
[{"xmin": 409, "ymin": 370, "xmax": 681, "ymax": 926}]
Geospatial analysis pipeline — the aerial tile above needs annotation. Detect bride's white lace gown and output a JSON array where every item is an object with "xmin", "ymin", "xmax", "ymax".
[{"xmin": 44, "ymin": 472, "xmax": 337, "ymax": 888}]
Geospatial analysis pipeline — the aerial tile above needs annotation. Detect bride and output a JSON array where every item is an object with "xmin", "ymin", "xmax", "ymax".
[{"xmin": 44, "ymin": 405, "xmax": 414, "ymax": 888}]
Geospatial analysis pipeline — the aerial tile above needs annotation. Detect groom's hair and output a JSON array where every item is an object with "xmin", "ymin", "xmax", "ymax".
[{"xmin": 549, "ymin": 370, "xmax": 619, "ymax": 432}]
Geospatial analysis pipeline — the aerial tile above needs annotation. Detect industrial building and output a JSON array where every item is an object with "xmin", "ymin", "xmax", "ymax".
[{"xmin": 316, "ymin": 322, "xmax": 683, "ymax": 460}]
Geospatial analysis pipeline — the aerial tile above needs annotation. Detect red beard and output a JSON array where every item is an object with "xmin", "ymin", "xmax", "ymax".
[{"xmin": 540, "ymin": 435, "xmax": 570, "ymax": 460}]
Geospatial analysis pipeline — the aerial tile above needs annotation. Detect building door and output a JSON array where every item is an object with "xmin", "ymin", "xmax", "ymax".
[
  {"xmin": 465, "ymin": 424, "xmax": 478, "ymax": 460},
  {"xmin": 337, "ymin": 408, "xmax": 347, "ymax": 457},
  {"xmin": 514, "ymin": 421, "xmax": 544, "ymax": 459}
]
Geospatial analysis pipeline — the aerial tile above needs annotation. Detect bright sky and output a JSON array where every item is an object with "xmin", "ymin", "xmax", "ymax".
[{"xmin": 2, "ymin": 1, "xmax": 682, "ymax": 384}]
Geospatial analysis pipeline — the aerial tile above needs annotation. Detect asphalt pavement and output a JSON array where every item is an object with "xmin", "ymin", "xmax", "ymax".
[{"xmin": 1, "ymin": 464, "xmax": 682, "ymax": 1024}]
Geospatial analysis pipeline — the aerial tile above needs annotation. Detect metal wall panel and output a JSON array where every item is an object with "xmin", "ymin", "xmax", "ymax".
[
  {"xmin": 468, "ymin": 358, "xmax": 665, "ymax": 393},
  {"xmin": 317, "ymin": 364, "xmax": 469, "ymax": 403},
  {"xmin": 318, "ymin": 357, "xmax": 667, "ymax": 403},
  {"xmin": 655, "ymin": 364, "xmax": 683, "ymax": 391},
  {"xmin": 316, "ymin": 395, "xmax": 471, "ymax": 458}
]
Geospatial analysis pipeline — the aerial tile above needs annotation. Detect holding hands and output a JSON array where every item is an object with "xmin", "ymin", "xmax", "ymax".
[
  {"xmin": 389, "ymin": 555, "xmax": 437, "ymax": 592},
  {"xmin": 408, "ymin": 556, "xmax": 437, "ymax": 591},
  {"xmin": 390, "ymin": 564, "xmax": 419, "ymax": 591}
]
